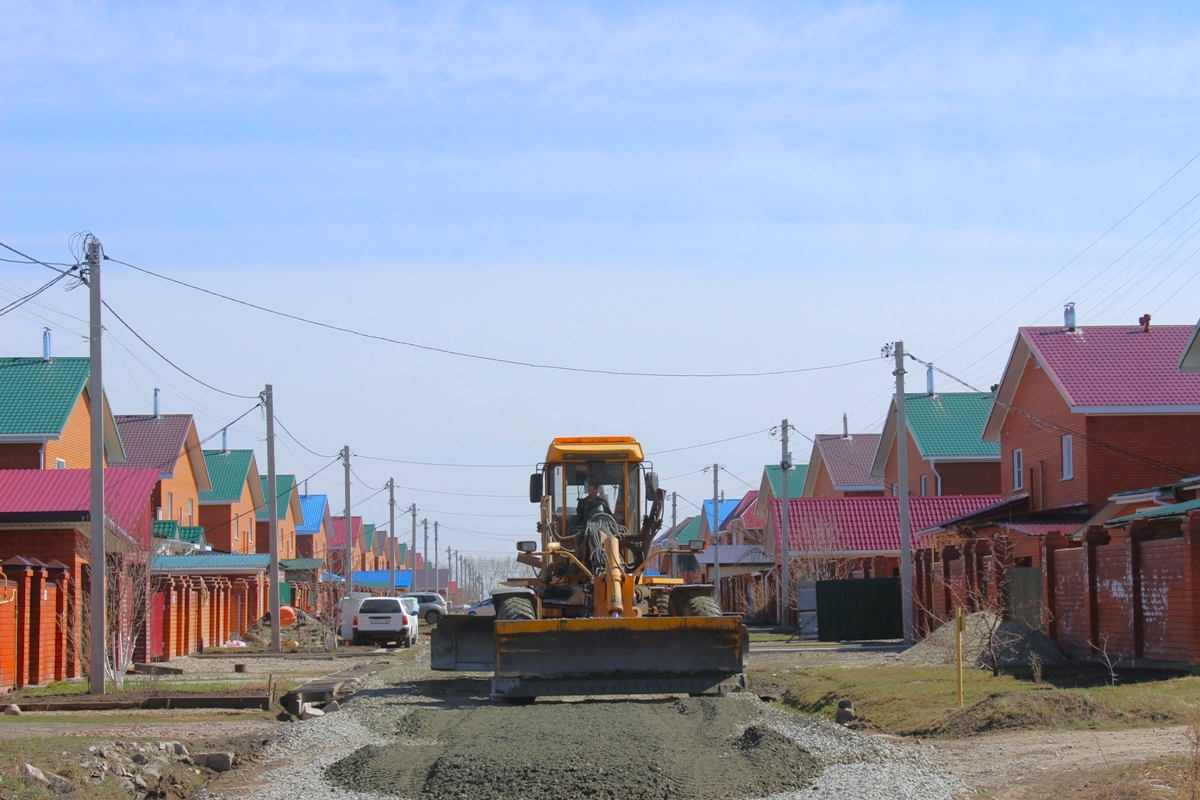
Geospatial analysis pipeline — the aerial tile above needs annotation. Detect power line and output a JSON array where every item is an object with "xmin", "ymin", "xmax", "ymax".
[
  {"xmin": 198, "ymin": 403, "xmax": 265, "ymax": 446},
  {"xmin": 273, "ymin": 414, "xmax": 339, "ymax": 458},
  {"xmin": 0, "ymin": 269, "xmax": 74, "ymax": 318},
  {"xmin": 647, "ymin": 428, "xmax": 772, "ymax": 455},
  {"xmin": 0, "ymin": 241, "xmax": 77, "ymax": 276},
  {"xmin": 100, "ymin": 299, "xmax": 260, "ymax": 399},
  {"xmin": 355, "ymin": 453, "xmax": 529, "ymax": 468},
  {"xmin": 106, "ymin": 254, "xmax": 875, "ymax": 379}
]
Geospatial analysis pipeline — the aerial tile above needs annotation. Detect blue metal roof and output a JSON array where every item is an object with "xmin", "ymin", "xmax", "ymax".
[
  {"xmin": 703, "ymin": 499, "xmax": 741, "ymax": 531},
  {"xmin": 296, "ymin": 494, "xmax": 328, "ymax": 533},
  {"xmin": 350, "ymin": 569, "xmax": 413, "ymax": 589}
]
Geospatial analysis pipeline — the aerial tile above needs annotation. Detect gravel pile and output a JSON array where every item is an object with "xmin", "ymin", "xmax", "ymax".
[
  {"xmin": 898, "ymin": 611, "xmax": 1065, "ymax": 669},
  {"xmin": 200, "ymin": 645, "xmax": 967, "ymax": 800}
]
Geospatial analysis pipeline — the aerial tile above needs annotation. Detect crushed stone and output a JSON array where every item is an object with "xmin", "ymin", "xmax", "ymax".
[{"xmin": 898, "ymin": 611, "xmax": 1065, "ymax": 669}]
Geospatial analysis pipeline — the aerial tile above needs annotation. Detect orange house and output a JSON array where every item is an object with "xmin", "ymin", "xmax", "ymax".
[
  {"xmin": 255, "ymin": 475, "xmax": 303, "ymax": 560},
  {"xmin": 0, "ymin": 356, "xmax": 124, "ymax": 470},
  {"xmin": 296, "ymin": 494, "xmax": 331, "ymax": 562},
  {"xmin": 114, "ymin": 413, "xmax": 213, "ymax": 527},
  {"xmin": 198, "ymin": 449, "xmax": 265, "ymax": 554}
]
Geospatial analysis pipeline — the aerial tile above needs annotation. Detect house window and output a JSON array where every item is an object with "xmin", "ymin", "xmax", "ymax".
[
  {"xmin": 1013, "ymin": 449, "xmax": 1024, "ymax": 490},
  {"xmin": 920, "ymin": 475, "xmax": 928, "ymax": 496},
  {"xmin": 1062, "ymin": 435, "xmax": 1074, "ymax": 480},
  {"xmin": 55, "ymin": 458, "xmax": 66, "ymax": 470},
  {"xmin": 187, "ymin": 499, "xmax": 194, "ymax": 526},
  {"xmin": 234, "ymin": 516, "xmax": 239, "ymax": 541}
]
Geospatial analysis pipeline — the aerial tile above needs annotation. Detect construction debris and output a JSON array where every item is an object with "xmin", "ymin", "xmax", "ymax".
[{"xmin": 898, "ymin": 612, "xmax": 1066, "ymax": 669}]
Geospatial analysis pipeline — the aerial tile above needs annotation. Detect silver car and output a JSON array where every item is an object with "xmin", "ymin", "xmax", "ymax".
[
  {"xmin": 401, "ymin": 592, "xmax": 448, "ymax": 625},
  {"xmin": 466, "ymin": 598, "xmax": 495, "ymax": 617}
]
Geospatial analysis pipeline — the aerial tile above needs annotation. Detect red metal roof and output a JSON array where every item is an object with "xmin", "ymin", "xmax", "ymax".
[
  {"xmin": 328, "ymin": 516, "xmax": 364, "ymax": 549},
  {"xmin": 769, "ymin": 495, "xmax": 1002, "ymax": 552},
  {"xmin": 815, "ymin": 434, "xmax": 884, "ymax": 489},
  {"xmin": 0, "ymin": 468, "xmax": 160, "ymax": 538},
  {"xmin": 1022, "ymin": 325, "xmax": 1200, "ymax": 409},
  {"xmin": 738, "ymin": 494, "xmax": 764, "ymax": 530}
]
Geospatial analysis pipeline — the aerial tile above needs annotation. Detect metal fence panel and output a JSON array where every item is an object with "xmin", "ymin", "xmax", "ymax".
[
  {"xmin": 815, "ymin": 578, "xmax": 903, "ymax": 642},
  {"xmin": 1005, "ymin": 567, "xmax": 1043, "ymax": 632},
  {"xmin": 796, "ymin": 581, "xmax": 819, "ymax": 640}
]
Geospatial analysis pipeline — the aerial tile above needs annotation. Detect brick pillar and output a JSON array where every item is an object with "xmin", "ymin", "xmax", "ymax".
[
  {"xmin": 161, "ymin": 577, "xmax": 176, "ymax": 658},
  {"xmin": 1181, "ymin": 511, "xmax": 1200, "ymax": 664},
  {"xmin": 1081, "ymin": 526, "xmax": 1110, "ymax": 652},
  {"xmin": 2, "ymin": 561, "xmax": 33, "ymax": 687},
  {"xmin": 1042, "ymin": 532, "xmax": 1067, "ymax": 640},
  {"xmin": 27, "ymin": 565, "xmax": 47, "ymax": 685},
  {"xmin": 1127, "ymin": 520, "xmax": 1151, "ymax": 659},
  {"xmin": 47, "ymin": 563, "xmax": 69, "ymax": 681}
]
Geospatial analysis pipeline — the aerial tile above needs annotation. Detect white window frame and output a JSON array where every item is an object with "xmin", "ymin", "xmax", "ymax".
[
  {"xmin": 54, "ymin": 458, "xmax": 66, "ymax": 469},
  {"xmin": 234, "ymin": 515, "xmax": 239, "ymax": 541},
  {"xmin": 1061, "ymin": 435, "xmax": 1074, "ymax": 480},
  {"xmin": 920, "ymin": 475, "xmax": 928, "ymax": 496},
  {"xmin": 1012, "ymin": 448, "xmax": 1024, "ymax": 490}
]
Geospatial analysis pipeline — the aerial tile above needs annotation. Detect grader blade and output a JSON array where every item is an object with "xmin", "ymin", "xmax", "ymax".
[
  {"xmin": 491, "ymin": 616, "xmax": 747, "ymax": 699},
  {"xmin": 431, "ymin": 615, "xmax": 496, "ymax": 671}
]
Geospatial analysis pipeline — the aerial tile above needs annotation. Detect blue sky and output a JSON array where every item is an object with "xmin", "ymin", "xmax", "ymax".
[{"xmin": 3, "ymin": 1, "xmax": 1200, "ymax": 555}]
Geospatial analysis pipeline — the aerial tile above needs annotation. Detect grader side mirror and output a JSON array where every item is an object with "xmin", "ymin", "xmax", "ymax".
[
  {"xmin": 645, "ymin": 471, "xmax": 659, "ymax": 497},
  {"xmin": 529, "ymin": 473, "xmax": 543, "ymax": 503}
]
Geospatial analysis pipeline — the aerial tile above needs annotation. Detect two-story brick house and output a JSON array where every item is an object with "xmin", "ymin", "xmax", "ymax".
[
  {"xmin": 198, "ymin": 449, "xmax": 265, "ymax": 554},
  {"xmin": 871, "ymin": 391, "xmax": 1001, "ymax": 497},
  {"xmin": 114, "ymin": 413, "xmax": 213, "ymax": 527},
  {"xmin": 295, "ymin": 494, "xmax": 331, "ymax": 561},
  {"xmin": 255, "ymin": 475, "xmax": 303, "ymax": 560},
  {"xmin": 801, "ymin": 432, "xmax": 884, "ymax": 497}
]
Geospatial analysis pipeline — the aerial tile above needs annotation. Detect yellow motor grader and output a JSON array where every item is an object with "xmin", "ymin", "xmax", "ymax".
[{"xmin": 432, "ymin": 436, "xmax": 747, "ymax": 702}]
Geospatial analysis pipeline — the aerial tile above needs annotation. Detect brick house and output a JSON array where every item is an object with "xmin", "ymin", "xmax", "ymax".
[
  {"xmin": 870, "ymin": 391, "xmax": 1001, "ymax": 496},
  {"xmin": 0, "ymin": 467, "xmax": 160, "ymax": 679},
  {"xmin": 801, "ymin": 433, "xmax": 885, "ymax": 497},
  {"xmin": 114, "ymin": 413, "xmax": 213, "ymax": 528},
  {"xmin": 360, "ymin": 524, "xmax": 378, "ymax": 571},
  {"xmin": 328, "ymin": 516, "xmax": 364, "ymax": 579},
  {"xmin": 255, "ymin": 474, "xmax": 303, "ymax": 560},
  {"xmin": 198, "ymin": 449, "xmax": 265, "ymax": 554},
  {"xmin": 295, "ymin": 494, "xmax": 331, "ymax": 561},
  {"xmin": 0, "ymin": 356, "xmax": 125, "ymax": 470}
]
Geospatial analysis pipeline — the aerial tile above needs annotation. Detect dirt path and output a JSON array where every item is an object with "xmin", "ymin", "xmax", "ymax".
[
  {"xmin": 0, "ymin": 709, "xmax": 282, "ymax": 742},
  {"xmin": 913, "ymin": 725, "xmax": 1191, "ymax": 798}
]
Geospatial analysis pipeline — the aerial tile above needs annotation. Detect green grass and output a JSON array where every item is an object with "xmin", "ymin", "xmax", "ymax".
[
  {"xmin": 749, "ymin": 662, "xmax": 1200, "ymax": 737},
  {"xmin": 9, "ymin": 676, "xmax": 299, "ymax": 701}
]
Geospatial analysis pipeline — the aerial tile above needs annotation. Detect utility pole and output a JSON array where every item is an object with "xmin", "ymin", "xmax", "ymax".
[
  {"xmin": 780, "ymin": 419, "xmax": 792, "ymax": 629},
  {"xmin": 422, "ymin": 519, "xmax": 429, "ymax": 591},
  {"xmin": 434, "ymin": 522, "xmax": 439, "ymax": 595},
  {"xmin": 671, "ymin": 492, "xmax": 677, "ymax": 531},
  {"xmin": 711, "ymin": 464, "xmax": 721, "ymax": 604},
  {"xmin": 388, "ymin": 478, "xmax": 396, "ymax": 597},
  {"xmin": 342, "ymin": 446, "xmax": 352, "ymax": 607},
  {"xmin": 409, "ymin": 504, "xmax": 417, "ymax": 570},
  {"xmin": 264, "ymin": 385, "xmax": 281, "ymax": 652},
  {"xmin": 894, "ymin": 341, "xmax": 915, "ymax": 643},
  {"xmin": 446, "ymin": 546, "xmax": 452, "ymax": 600},
  {"xmin": 86, "ymin": 236, "xmax": 105, "ymax": 695}
]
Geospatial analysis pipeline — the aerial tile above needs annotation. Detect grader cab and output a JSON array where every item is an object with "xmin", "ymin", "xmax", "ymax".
[{"xmin": 432, "ymin": 436, "xmax": 747, "ymax": 701}]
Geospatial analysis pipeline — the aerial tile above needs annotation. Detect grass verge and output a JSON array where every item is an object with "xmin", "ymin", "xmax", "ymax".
[{"xmin": 748, "ymin": 662, "xmax": 1198, "ymax": 737}]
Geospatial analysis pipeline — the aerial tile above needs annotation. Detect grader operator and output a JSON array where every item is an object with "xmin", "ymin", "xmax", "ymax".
[{"xmin": 432, "ymin": 436, "xmax": 747, "ymax": 701}]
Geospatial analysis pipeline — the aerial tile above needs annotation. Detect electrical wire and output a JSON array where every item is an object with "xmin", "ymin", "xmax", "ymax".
[
  {"xmin": 0, "ymin": 242, "xmax": 77, "ymax": 276},
  {"xmin": 355, "ymin": 453, "xmax": 529, "ymax": 468},
  {"xmin": 106, "ymin": 254, "xmax": 875, "ymax": 379},
  {"xmin": 647, "ymin": 428, "xmax": 772, "ymax": 455},
  {"xmin": 198, "ymin": 403, "xmax": 265, "ymax": 446},
  {"xmin": 100, "ymin": 299, "xmax": 259, "ymax": 399},
  {"xmin": 273, "ymin": 415, "xmax": 339, "ymax": 458},
  {"xmin": 0, "ymin": 270, "xmax": 74, "ymax": 318}
]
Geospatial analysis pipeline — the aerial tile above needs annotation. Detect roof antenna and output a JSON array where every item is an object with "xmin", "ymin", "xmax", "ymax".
[
  {"xmin": 842, "ymin": 413, "xmax": 849, "ymax": 439},
  {"xmin": 926, "ymin": 363, "xmax": 935, "ymax": 396},
  {"xmin": 42, "ymin": 328, "xmax": 51, "ymax": 362},
  {"xmin": 1064, "ymin": 302, "xmax": 1077, "ymax": 332},
  {"xmin": 153, "ymin": 387, "xmax": 160, "ymax": 419},
  {"xmin": 304, "ymin": 479, "xmax": 308, "ymax": 495}
]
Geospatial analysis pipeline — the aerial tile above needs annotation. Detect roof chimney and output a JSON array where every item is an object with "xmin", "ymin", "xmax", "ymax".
[
  {"xmin": 1139, "ymin": 313, "xmax": 1151, "ymax": 333},
  {"xmin": 153, "ymin": 387, "xmax": 161, "ymax": 419},
  {"xmin": 926, "ymin": 364, "xmax": 935, "ymax": 396},
  {"xmin": 221, "ymin": 428, "xmax": 228, "ymax": 453},
  {"xmin": 842, "ymin": 413, "xmax": 849, "ymax": 439},
  {"xmin": 1064, "ymin": 302, "xmax": 1077, "ymax": 332},
  {"xmin": 41, "ymin": 328, "xmax": 52, "ymax": 362}
]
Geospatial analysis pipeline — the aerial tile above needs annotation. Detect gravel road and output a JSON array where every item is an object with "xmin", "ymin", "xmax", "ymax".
[{"xmin": 197, "ymin": 642, "xmax": 966, "ymax": 800}]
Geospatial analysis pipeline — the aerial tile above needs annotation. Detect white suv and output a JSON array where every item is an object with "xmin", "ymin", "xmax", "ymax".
[{"xmin": 399, "ymin": 596, "xmax": 420, "ymax": 644}]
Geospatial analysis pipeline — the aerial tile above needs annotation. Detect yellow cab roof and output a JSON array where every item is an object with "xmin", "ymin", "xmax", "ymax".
[{"xmin": 546, "ymin": 436, "xmax": 644, "ymax": 463}]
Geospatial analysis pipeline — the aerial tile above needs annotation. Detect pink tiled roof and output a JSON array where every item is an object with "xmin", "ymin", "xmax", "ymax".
[
  {"xmin": 770, "ymin": 495, "xmax": 1002, "ymax": 552},
  {"xmin": 113, "ymin": 414, "xmax": 192, "ymax": 475},
  {"xmin": 740, "ymin": 497, "xmax": 764, "ymax": 530},
  {"xmin": 727, "ymin": 491, "xmax": 758, "ymax": 526},
  {"xmin": 998, "ymin": 521, "xmax": 1078, "ymax": 538},
  {"xmin": 1022, "ymin": 325, "xmax": 1200, "ymax": 408},
  {"xmin": 0, "ymin": 468, "xmax": 160, "ymax": 538},
  {"xmin": 328, "ymin": 516, "xmax": 363, "ymax": 549},
  {"xmin": 816, "ymin": 434, "xmax": 884, "ymax": 489}
]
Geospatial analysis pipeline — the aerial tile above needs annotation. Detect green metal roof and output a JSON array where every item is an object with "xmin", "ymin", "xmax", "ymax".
[
  {"xmin": 672, "ymin": 516, "xmax": 702, "ymax": 544},
  {"xmin": 179, "ymin": 525, "xmax": 206, "ymax": 544},
  {"xmin": 257, "ymin": 474, "xmax": 296, "ymax": 520},
  {"xmin": 152, "ymin": 553, "xmax": 271, "ymax": 570},
  {"xmin": 363, "ymin": 523, "xmax": 375, "ymax": 550},
  {"xmin": 281, "ymin": 557, "xmax": 324, "ymax": 571},
  {"xmin": 152, "ymin": 519, "xmax": 180, "ymax": 540},
  {"xmin": 765, "ymin": 464, "xmax": 808, "ymax": 498},
  {"xmin": 200, "ymin": 450, "xmax": 255, "ymax": 503},
  {"xmin": 903, "ymin": 392, "xmax": 1000, "ymax": 460},
  {"xmin": 1107, "ymin": 497, "xmax": 1200, "ymax": 527},
  {"xmin": 0, "ymin": 357, "xmax": 91, "ymax": 437}
]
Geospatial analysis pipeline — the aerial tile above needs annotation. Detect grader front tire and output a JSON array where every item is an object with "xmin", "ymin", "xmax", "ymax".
[{"xmin": 497, "ymin": 596, "xmax": 537, "ymax": 621}]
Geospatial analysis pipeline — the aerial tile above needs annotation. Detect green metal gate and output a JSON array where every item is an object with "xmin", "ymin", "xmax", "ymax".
[
  {"xmin": 815, "ymin": 578, "xmax": 902, "ymax": 642},
  {"xmin": 1005, "ymin": 567, "xmax": 1043, "ymax": 632},
  {"xmin": 279, "ymin": 582, "xmax": 293, "ymax": 606}
]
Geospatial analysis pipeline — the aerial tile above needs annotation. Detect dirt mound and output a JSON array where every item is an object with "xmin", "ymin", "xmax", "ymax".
[
  {"xmin": 241, "ymin": 611, "xmax": 334, "ymax": 651},
  {"xmin": 898, "ymin": 611, "xmax": 1065, "ymax": 669},
  {"xmin": 326, "ymin": 696, "xmax": 819, "ymax": 800}
]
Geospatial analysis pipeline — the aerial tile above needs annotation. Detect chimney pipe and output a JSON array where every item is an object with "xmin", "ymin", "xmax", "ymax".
[
  {"xmin": 42, "ymin": 328, "xmax": 51, "ymax": 362},
  {"xmin": 1064, "ymin": 302, "xmax": 1077, "ymax": 332},
  {"xmin": 1139, "ymin": 313, "xmax": 1151, "ymax": 333},
  {"xmin": 221, "ymin": 428, "xmax": 228, "ymax": 454},
  {"xmin": 153, "ymin": 388, "xmax": 160, "ymax": 419},
  {"xmin": 926, "ymin": 364, "xmax": 935, "ymax": 396},
  {"xmin": 842, "ymin": 413, "xmax": 849, "ymax": 439}
]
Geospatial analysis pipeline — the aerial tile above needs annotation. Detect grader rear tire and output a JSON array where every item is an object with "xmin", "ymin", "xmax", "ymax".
[
  {"xmin": 496, "ymin": 596, "xmax": 537, "ymax": 621},
  {"xmin": 683, "ymin": 596, "xmax": 722, "ymax": 617},
  {"xmin": 655, "ymin": 594, "xmax": 670, "ymax": 616}
]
